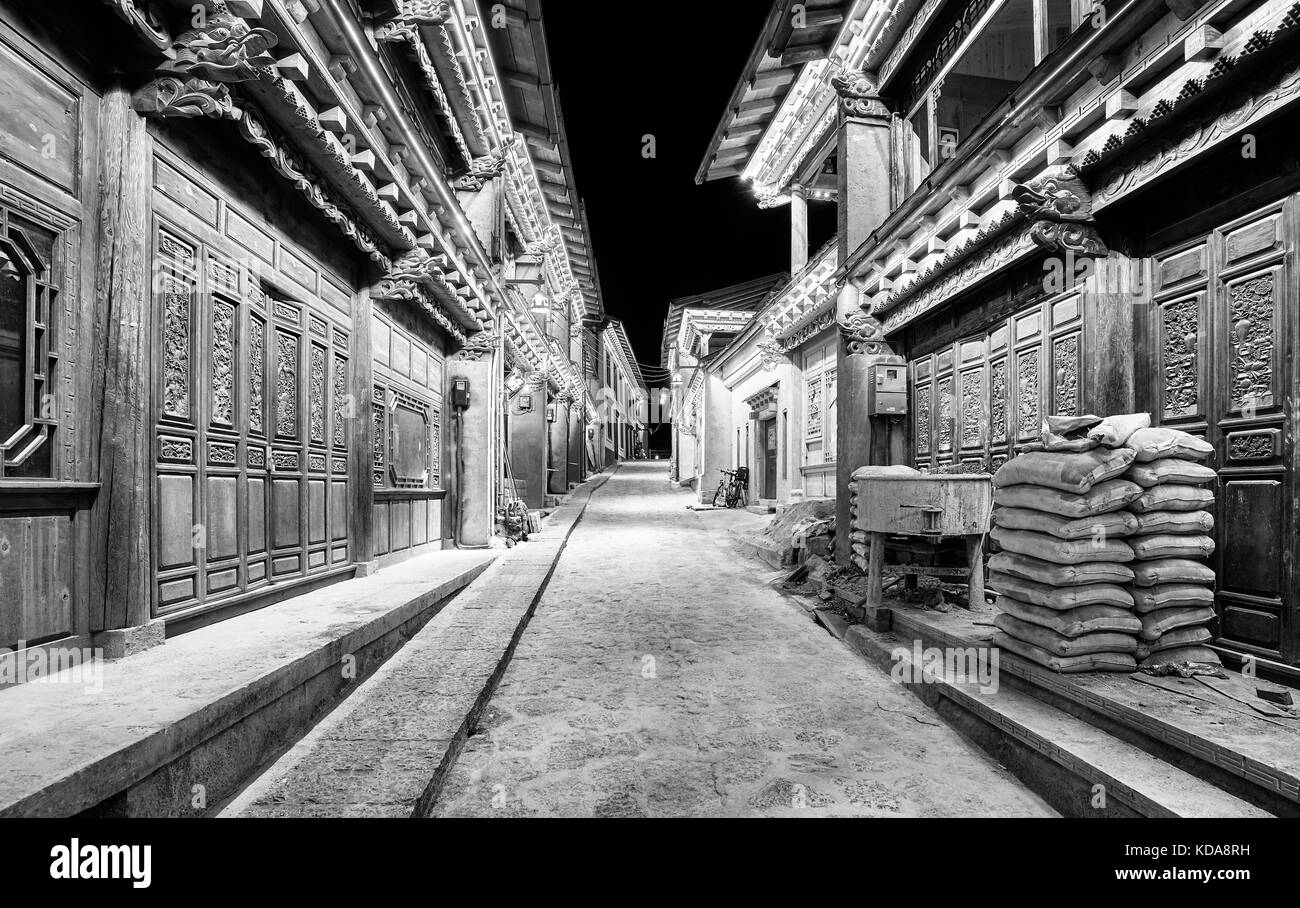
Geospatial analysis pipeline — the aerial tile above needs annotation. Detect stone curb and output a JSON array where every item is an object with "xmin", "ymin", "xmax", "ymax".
[{"xmin": 223, "ymin": 467, "xmax": 617, "ymax": 818}]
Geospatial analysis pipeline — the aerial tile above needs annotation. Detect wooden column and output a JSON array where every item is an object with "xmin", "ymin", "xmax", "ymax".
[
  {"xmin": 447, "ymin": 345, "xmax": 497, "ymax": 547},
  {"xmin": 832, "ymin": 72, "xmax": 895, "ymax": 567},
  {"xmin": 791, "ymin": 182, "xmax": 809, "ymax": 274},
  {"xmin": 89, "ymin": 84, "xmax": 156, "ymax": 646},
  {"xmin": 1084, "ymin": 254, "xmax": 1140, "ymax": 416},
  {"xmin": 350, "ymin": 285, "xmax": 376, "ymax": 572}
]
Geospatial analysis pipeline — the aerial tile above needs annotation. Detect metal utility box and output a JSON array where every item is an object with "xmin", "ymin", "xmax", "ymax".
[{"xmin": 867, "ymin": 363, "xmax": 908, "ymax": 415}]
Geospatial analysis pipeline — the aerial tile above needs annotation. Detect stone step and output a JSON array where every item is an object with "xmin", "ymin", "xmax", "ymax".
[
  {"xmin": 0, "ymin": 550, "xmax": 496, "ymax": 817},
  {"xmin": 886, "ymin": 607, "xmax": 1300, "ymax": 816},
  {"xmin": 846, "ymin": 625, "xmax": 1272, "ymax": 818}
]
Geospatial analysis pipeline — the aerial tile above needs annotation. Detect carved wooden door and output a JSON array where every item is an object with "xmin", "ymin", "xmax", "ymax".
[
  {"xmin": 1148, "ymin": 197, "xmax": 1297, "ymax": 666},
  {"xmin": 153, "ymin": 222, "xmax": 351, "ymax": 619}
]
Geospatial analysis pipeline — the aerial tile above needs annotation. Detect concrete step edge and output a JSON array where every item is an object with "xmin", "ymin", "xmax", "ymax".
[{"xmin": 845, "ymin": 625, "xmax": 1271, "ymax": 818}]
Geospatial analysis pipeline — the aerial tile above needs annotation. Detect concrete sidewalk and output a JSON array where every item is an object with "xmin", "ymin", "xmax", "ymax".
[
  {"xmin": 0, "ymin": 547, "xmax": 497, "ymax": 817},
  {"xmin": 222, "ymin": 469, "xmax": 614, "ymax": 817}
]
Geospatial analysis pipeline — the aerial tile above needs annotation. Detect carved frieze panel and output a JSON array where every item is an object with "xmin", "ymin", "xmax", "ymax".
[
  {"xmin": 309, "ymin": 344, "xmax": 326, "ymax": 444},
  {"xmin": 372, "ymin": 392, "xmax": 386, "ymax": 487},
  {"xmin": 333, "ymin": 357, "xmax": 347, "ymax": 450},
  {"xmin": 1227, "ymin": 428, "xmax": 1280, "ymax": 461},
  {"xmin": 249, "ymin": 316, "xmax": 265, "ymax": 435},
  {"xmin": 960, "ymin": 368, "xmax": 983, "ymax": 448},
  {"xmin": 211, "ymin": 299, "xmax": 235, "ymax": 427},
  {"xmin": 159, "ymin": 435, "xmax": 193, "ymax": 463},
  {"xmin": 161, "ymin": 272, "xmax": 192, "ymax": 421},
  {"xmin": 1160, "ymin": 295, "xmax": 1200, "ymax": 419},
  {"xmin": 990, "ymin": 358, "xmax": 1008, "ymax": 445},
  {"xmin": 1228, "ymin": 271, "xmax": 1276, "ymax": 412},
  {"xmin": 208, "ymin": 441, "xmax": 237, "ymax": 466},
  {"xmin": 806, "ymin": 375, "xmax": 823, "ymax": 439},
  {"xmin": 1016, "ymin": 349, "xmax": 1040, "ymax": 439},
  {"xmin": 936, "ymin": 376, "xmax": 953, "ymax": 451},
  {"xmin": 823, "ymin": 369, "xmax": 836, "ymax": 463},
  {"xmin": 276, "ymin": 333, "xmax": 298, "ymax": 439},
  {"xmin": 915, "ymin": 382, "xmax": 931, "ymax": 456},
  {"xmin": 1052, "ymin": 334, "xmax": 1080, "ymax": 417}
]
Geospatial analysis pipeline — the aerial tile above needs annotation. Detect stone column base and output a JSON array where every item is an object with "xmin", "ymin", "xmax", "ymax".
[
  {"xmin": 353, "ymin": 559, "xmax": 381, "ymax": 578},
  {"xmin": 93, "ymin": 618, "xmax": 166, "ymax": 660}
]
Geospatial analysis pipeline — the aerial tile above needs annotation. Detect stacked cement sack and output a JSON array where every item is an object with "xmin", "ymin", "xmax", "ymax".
[
  {"xmin": 1121, "ymin": 427, "xmax": 1220, "ymax": 671},
  {"xmin": 989, "ymin": 426, "xmax": 1144, "ymax": 673}
]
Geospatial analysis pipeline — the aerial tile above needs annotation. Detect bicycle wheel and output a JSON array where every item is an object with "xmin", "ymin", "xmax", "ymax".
[
  {"xmin": 712, "ymin": 484, "xmax": 726, "ymax": 507},
  {"xmin": 726, "ymin": 483, "xmax": 741, "ymax": 508}
]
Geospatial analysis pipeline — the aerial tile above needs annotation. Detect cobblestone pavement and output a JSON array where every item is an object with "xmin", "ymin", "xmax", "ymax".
[{"xmin": 434, "ymin": 462, "xmax": 1054, "ymax": 817}]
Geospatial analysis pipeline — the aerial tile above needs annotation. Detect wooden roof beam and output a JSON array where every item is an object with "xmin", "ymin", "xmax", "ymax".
[
  {"xmin": 780, "ymin": 44, "xmax": 829, "ymax": 67},
  {"xmin": 736, "ymin": 96, "xmax": 780, "ymax": 118},
  {"xmin": 502, "ymin": 69, "xmax": 543, "ymax": 92}
]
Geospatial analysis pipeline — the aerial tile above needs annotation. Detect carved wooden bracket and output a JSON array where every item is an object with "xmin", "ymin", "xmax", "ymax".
[
  {"xmin": 830, "ymin": 68, "xmax": 889, "ymax": 119},
  {"xmin": 524, "ymin": 371, "xmax": 547, "ymax": 392},
  {"xmin": 838, "ymin": 311, "xmax": 886, "ymax": 356},
  {"xmin": 456, "ymin": 331, "xmax": 498, "ymax": 361},
  {"xmin": 452, "ymin": 137, "xmax": 516, "ymax": 191},
  {"xmin": 374, "ymin": 0, "xmax": 452, "ymax": 42},
  {"xmin": 1012, "ymin": 169, "xmax": 1109, "ymax": 256},
  {"xmin": 103, "ymin": 0, "xmax": 171, "ymax": 52},
  {"xmin": 757, "ymin": 338, "xmax": 786, "ymax": 371},
  {"xmin": 133, "ymin": 12, "xmax": 277, "ymax": 119}
]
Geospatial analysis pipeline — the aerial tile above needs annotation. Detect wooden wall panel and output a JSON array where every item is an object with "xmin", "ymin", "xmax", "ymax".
[
  {"xmin": 1144, "ymin": 197, "xmax": 1296, "ymax": 665},
  {"xmin": 147, "ymin": 140, "xmax": 358, "ymax": 623},
  {"xmin": 0, "ymin": 513, "xmax": 73, "ymax": 647}
]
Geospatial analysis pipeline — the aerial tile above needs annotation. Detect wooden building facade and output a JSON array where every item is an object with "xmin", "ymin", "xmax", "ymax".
[
  {"xmin": 701, "ymin": 0, "xmax": 1300, "ymax": 674},
  {"xmin": 0, "ymin": 0, "xmax": 602, "ymax": 664}
]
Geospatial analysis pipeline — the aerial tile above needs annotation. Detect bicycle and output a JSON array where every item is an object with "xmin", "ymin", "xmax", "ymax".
[{"xmin": 711, "ymin": 466, "xmax": 749, "ymax": 509}]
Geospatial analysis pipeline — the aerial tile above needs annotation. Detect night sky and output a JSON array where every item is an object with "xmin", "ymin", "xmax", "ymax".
[{"xmin": 542, "ymin": 1, "xmax": 835, "ymax": 385}]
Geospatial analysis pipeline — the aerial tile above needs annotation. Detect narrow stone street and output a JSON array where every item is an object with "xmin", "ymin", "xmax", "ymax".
[{"xmin": 434, "ymin": 462, "xmax": 1054, "ymax": 817}]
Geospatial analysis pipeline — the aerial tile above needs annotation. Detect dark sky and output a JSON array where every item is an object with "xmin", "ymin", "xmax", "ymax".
[{"xmin": 542, "ymin": 0, "xmax": 834, "ymax": 383}]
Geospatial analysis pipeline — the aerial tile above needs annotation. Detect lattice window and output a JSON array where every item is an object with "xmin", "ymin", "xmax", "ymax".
[
  {"xmin": 0, "ymin": 212, "xmax": 59, "ymax": 478},
  {"xmin": 372, "ymin": 382, "xmax": 442, "ymax": 490}
]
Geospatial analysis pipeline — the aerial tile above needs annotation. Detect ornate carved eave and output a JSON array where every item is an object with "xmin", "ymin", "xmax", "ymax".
[
  {"xmin": 870, "ymin": 207, "xmax": 1025, "ymax": 322},
  {"xmin": 876, "ymin": 228, "xmax": 1038, "ymax": 335},
  {"xmin": 1080, "ymin": 7, "xmax": 1300, "ymax": 183},
  {"xmin": 764, "ymin": 239, "xmax": 839, "ymax": 343},
  {"xmin": 373, "ymin": 1, "xmax": 476, "ymax": 168},
  {"xmin": 1091, "ymin": 11, "xmax": 1300, "ymax": 208},
  {"xmin": 235, "ymin": 100, "xmax": 392, "ymax": 269},
  {"xmin": 130, "ymin": 9, "xmax": 425, "ymax": 268},
  {"xmin": 373, "ymin": 247, "xmax": 489, "ymax": 336},
  {"xmin": 238, "ymin": 74, "xmax": 415, "ymax": 246},
  {"xmin": 370, "ymin": 272, "xmax": 470, "ymax": 347},
  {"xmin": 776, "ymin": 309, "xmax": 836, "ymax": 353}
]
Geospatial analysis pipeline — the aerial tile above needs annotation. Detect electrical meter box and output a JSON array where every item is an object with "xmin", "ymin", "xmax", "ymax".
[{"xmin": 867, "ymin": 362, "xmax": 908, "ymax": 416}]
